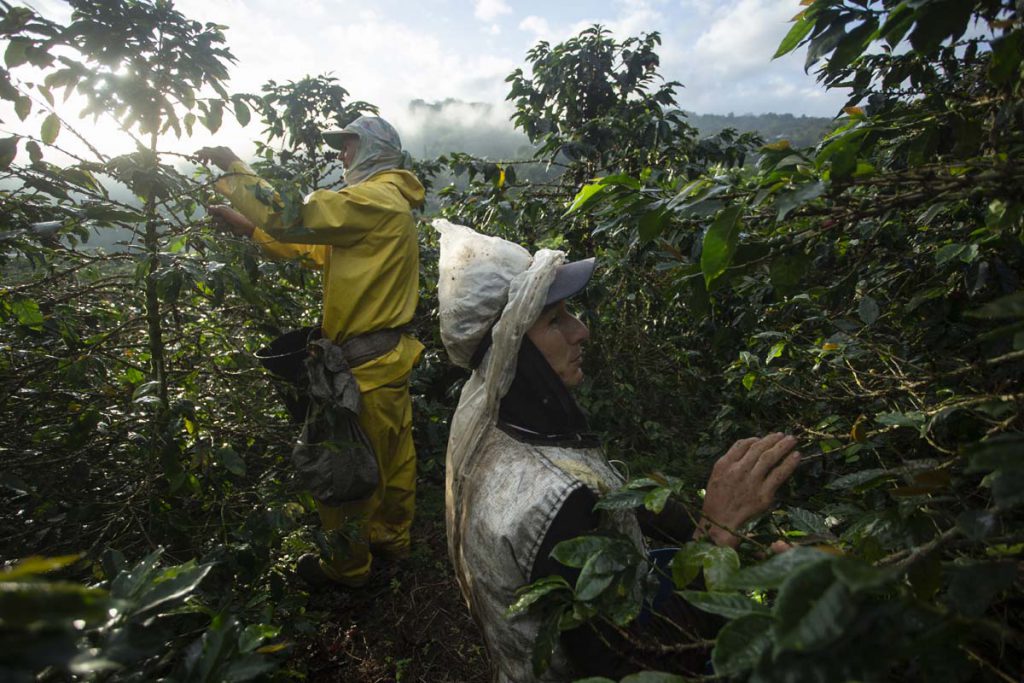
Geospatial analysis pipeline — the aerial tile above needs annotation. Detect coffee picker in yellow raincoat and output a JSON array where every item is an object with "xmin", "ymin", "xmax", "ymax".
[{"xmin": 197, "ymin": 116, "xmax": 425, "ymax": 588}]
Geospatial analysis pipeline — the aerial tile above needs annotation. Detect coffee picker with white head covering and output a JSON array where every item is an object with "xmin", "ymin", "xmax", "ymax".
[
  {"xmin": 322, "ymin": 115, "xmax": 411, "ymax": 186},
  {"xmin": 435, "ymin": 220, "xmax": 804, "ymax": 681},
  {"xmin": 196, "ymin": 118, "xmax": 426, "ymax": 589}
]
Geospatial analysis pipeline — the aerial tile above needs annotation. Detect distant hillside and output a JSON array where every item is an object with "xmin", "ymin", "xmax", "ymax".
[
  {"xmin": 403, "ymin": 99, "xmax": 838, "ymax": 160},
  {"xmin": 684, "ymin": 111, "xmax": 838, "ymax": 149},
  {"xmin": 404, "ymin": 99, "xmax": 533, "ymax": 160}
]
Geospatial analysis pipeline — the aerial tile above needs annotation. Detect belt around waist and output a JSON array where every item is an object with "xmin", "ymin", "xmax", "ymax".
[{"xmin": 340, "ymin": 327, "xmax": 406, "ymax": 368}]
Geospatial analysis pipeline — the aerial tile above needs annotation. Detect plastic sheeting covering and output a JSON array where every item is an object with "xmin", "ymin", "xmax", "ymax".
[{"xmin": 433, "ymin": 219, "xmax": 565, "ymax": 592}]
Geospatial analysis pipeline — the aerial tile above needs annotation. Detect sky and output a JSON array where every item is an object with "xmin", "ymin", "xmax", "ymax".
[
  {"xmin": 170, "ymin": 0, "xmax": 850, "ymax": 118},
  {"xmin": 14, "ymin": 0, "xmax": 850, "ymax": 157}
]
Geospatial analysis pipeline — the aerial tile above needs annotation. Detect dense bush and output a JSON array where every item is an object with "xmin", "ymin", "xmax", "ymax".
[{"xmin": 493, "ymin": 3, "xmax": 1023, "ymax": 681}]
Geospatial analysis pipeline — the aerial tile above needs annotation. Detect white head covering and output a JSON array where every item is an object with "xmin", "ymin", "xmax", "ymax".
[
  {"xmin": 437, "ymin": 223, "xmax": 531, "ymax": 369},
  {"xmin": 434, "ymin": 219, "xmax": 565, "ymax": 581},
  {"xmin": 323, "ymin": 115, "xmax": 408, "ymax": 185}
]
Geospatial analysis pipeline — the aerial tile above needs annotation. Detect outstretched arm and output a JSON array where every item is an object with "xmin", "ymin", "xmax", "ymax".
[
  {"xmin": 197, "ymin": 147, "xmax": 325, "ymax": 266},
  {"xmin": 196, "ymin": 145, "xmax": 284, "ymax": 231}
]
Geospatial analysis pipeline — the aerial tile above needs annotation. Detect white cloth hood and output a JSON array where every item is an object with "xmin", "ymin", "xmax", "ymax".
[
  {"xmin": 435, "ymin": 220, "xmax": 536, "ymax": 369},
  {"xmin": 328, "ymin": 115, "xmax": 409, "ymax": 186}
]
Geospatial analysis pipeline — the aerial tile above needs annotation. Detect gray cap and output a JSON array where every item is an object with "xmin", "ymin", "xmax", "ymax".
[{"xmin": 545, "ymin": 257, "xmax": 596, "ymax": 305}]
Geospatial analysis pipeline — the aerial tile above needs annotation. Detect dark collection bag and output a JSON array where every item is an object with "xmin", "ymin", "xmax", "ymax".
[
  {"xmin": 254, "ymin": 326, "xmax": 321, "ymax": 423},
  {"xmin": 256, "ymin": 330, "xmax": 380, "ymax": 505}
]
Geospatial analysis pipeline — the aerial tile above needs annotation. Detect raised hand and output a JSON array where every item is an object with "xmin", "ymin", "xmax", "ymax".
[
  {"xmin": 195, "ymin": 146, "xmax": 241, "ymax": 171},
  {"xmin": 206, "ymin": 204, "xmax": 255, "ymax": 238},
  {"xmin": 696, "ymin": 433, "xmax": 801, "ymax": 548}
]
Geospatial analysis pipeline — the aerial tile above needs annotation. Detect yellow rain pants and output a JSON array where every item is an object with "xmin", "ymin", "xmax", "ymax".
[{"xmin": 216, "ymin": 162, "xmax": 425, "ymax": 582}]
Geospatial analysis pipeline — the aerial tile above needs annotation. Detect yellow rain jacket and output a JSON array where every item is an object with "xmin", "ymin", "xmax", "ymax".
[
  {"xmin": 215, "ymin": 162, "xmax": 426, "ymax": 391},
  {"xmin": 216, "ymin": 160, "xmax": 425, "ymax": 582}
]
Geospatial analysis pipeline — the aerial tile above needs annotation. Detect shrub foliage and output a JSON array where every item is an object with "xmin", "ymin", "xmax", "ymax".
[{"xmin": 0, "ymin": 0, "xmax": 1021, "ymax": 681}]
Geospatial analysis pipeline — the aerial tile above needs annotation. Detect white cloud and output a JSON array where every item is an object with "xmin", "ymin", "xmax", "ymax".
[
  {"xmin": 111, "ymin": 0, "xmax": 521, "ymax": 153},
  {"xmin": 518, "ymin": 15, "xmax": 551, "ymax": 38},
  {"xmin": 485, "ymin": 23, "xmax": 502, "ymax": 35},
  {"xmin": 608, "ymin": 0, "xmax": 665, "ymax": 38},
  {"xmin": 638, "ymin": 0, "xmax": 848, "ymax": 116},
  {"xmin": 167, "ymin": 3, "xmax": 510, "ymax": 113},
  {"xmin": 517, "ymin": 0, "xmax": 667, "ymax": 54},
  {"xmin": 691, "ymin": 0, "xmax": 797, "ymax": 77},
  {"xmin": 677, "ymin": 0, "xmax": 717, "ymax": 18},
  {"xmin": 474, "ymin": 0, "xmax": 512, "ymax": 22}
]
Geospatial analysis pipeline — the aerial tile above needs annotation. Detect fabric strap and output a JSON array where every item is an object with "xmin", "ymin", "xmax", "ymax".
[{"xmin": 340, "ymin": 327, "xmax": 406, "ymax": 367}]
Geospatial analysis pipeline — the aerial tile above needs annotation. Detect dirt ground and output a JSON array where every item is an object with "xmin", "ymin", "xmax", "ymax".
[{"xmin": 293, "ymin": 483, "xmax": 491, "ymax": 683}]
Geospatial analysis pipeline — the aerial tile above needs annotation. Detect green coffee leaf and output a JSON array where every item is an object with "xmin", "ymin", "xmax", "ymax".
[
  {"xmin": 638, "ymin": 208, "xmax": 669, "ymax": 242},
  {"xmin": 202, "ymin": 99, "xmax": 224, "ymax": 133},
  {"xmin": 4, "ymin": 38, "xmax": 30, "ymax": 68},
  {"xmin": 566, "ymin": 182, "xmax": 608, "ymax": 214},
  {"xmin": 775, "ymin": 181, "xmax": 825, "ymax": 222},
  {"xmin": 575, "ymin": 551, "xmax": 621, "ymax": 601},
  {"xmin": 621, "ymin": 673, "xmax": 687, "ymax": 683},
  {"xmin": 702, "ymin": 545, "xmax": 740, "ymax": 591},
  {"xmin": 550, "ymin": 535, "xmax": 609, "ymax": 568},
  {"xmin": 774, "ymin": 12, "xmax": 814, "ymax": 59},
  {"xmin": 858, "ymin": 295, "xmax": 880, "ymax": 325},
  {"xmin": 594, "ymin": 488, "xmax": 648, "ymax": 511},
  {"xmin": 232, "ymin": 97, "xmax": 251, "ymax": 127},
  {"xmin": 908, "ymin": 0, "xmax": 973, "ymax": 55},
  {"xmin": 0, "ymin": 581, "xmax": 111, "ymax": 630},
  {"xmin": 643, "ymin": 487, "xmax": 670, "ymax": 514},
  {"xmin": 831, "ymin": 558, "xmax": 898, "ymax": 593},
  {"xmin": 712, "ymin": 613, "xmax": 773, "ymax": 677},
  {"xmin": 966, "ymin": 291, "xmax": 1024, "ymax": 320},
  {"xmin": 10, "ymin": 297, "xmax": 44, "ymax": 330},
  {"xmin": 989, "ymin": 31, "xmax": 1024, "ymax": 86},
  {"xmin": 216, "ymin": 446, "xmax": 246, "ymax": 477},
  {"xmin": 531, "ymin": 606, "xmax": 563, "ymax": 676},
  {"xmin": 0, "ymin": 555, "xmax": 82, "ymax": 581},
  {"xmin": 15, "ymin": 95, "xmax": 31, "ymax": 121},
  {"xmin": 935, "ymin": 243, "xmax": 966, "ymax": 266},
  {"xmin": 133, "ymin": 561, "xmax": 212, "ymax": 616},
  {"xmin": 828, "ymin": 18, "xmax": 879, "ymax": 74},
  {"xmin": 671, "ymin": 542, "xmax": 708, "ymax": 588},
  {"xmin": 956, "ymin": 510, "xmax": 998, "ymax": 541},
  {"xmin": 507, "ymin": 576, "xmax": 571, "ymax": 616},
  {"xmin": 826, "ymin": 468, "xmax": 895, "ymax": 491},
  {"xmin": 787, "ymin": 507, "xmax": 830, "ymax": 536},
  {"xmin": 679, "ymin": 590, "xmax": 769, "ymax": 619},
  {"xmin": 670, "ymin": 542, "xmax": 739, "ymax": 591},
  {"xmin": 110, "ymin": 549, "xmax": 164, "ymax": 600},
  {"xmin": 238, "ymin": 624, "xmax": 281, "ymax": 654},
  {"xmin": 701, "ymin": 205, "xmax": 743, "ymax": 288},
  {"xmin": 722, "ymin": 547, "xmax": 829, "ymax": 591},
  {"xmin": 946, "ymin": 561, "xmax": 1016, "ymax": 618},
  {"xmin": 773, "ymin": 561, "xmax": 854, "ymax": 652},
  {"xmin": 41, "ymin": 113, "xmax": 60, "ymax": 145},
  {"xmin": 876, "ymin": 411, "xmax": 925, "ymax": 430},
  {"xmin": 0, "ymin": 135, "xmax": 17, "ymax": 168}
]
